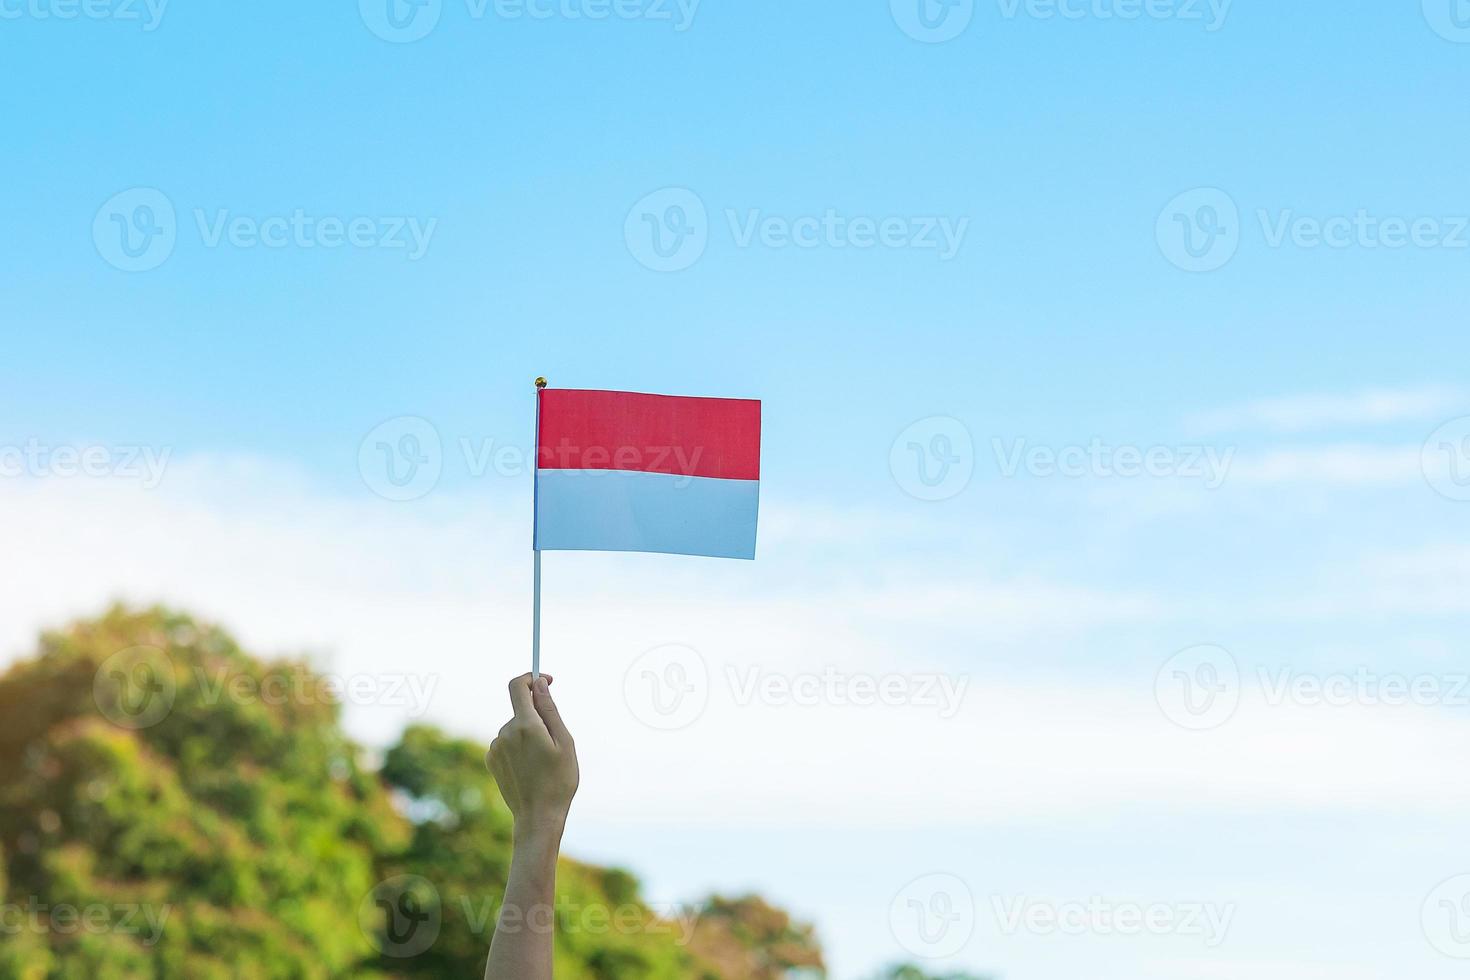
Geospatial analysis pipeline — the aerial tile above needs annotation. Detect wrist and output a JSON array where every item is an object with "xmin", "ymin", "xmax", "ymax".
[{"xmin": 512, "ymin": 811, "xmax": 568, "ymax": 850}]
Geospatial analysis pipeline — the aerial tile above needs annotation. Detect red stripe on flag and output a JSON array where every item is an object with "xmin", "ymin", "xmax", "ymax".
[{"xmin": 537, "ymin": 389, "xmax": 761, "ymax": 480}]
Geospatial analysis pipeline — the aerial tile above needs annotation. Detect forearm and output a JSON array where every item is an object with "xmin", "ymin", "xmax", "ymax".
[
  {"xmin": 483, "ymin": 674, "xmax": 578, "ymax": 980},
  {"xmin": 484, "ymin": 821, "xmax": 565, "ymax": 980}
]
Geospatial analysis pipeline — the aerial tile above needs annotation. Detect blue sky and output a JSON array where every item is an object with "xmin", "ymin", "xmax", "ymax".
[
  {"xmin": 6, "ymin": 1, "xmax": 1470, "ymax": 977},
  {"xmin": 6, "ymin": 0, "xmax": 1468, "ymax": 473}
]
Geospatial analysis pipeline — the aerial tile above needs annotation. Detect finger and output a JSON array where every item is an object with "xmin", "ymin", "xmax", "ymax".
[
  {"xmin": 532, "ymin": 674, "xmax": 573, "ymax": 747},
  {"xmin": 508, "ymin": 674, "xmax": 538, "ymax": 723}
]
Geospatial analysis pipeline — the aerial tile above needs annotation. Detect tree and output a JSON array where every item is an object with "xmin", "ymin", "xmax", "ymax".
[
  {"xmin": 865, "ymin": 966, "xmax": 994, "ymax": 980},
  {"xmin": 0, "ymin": 605, "xmax": 827, "ymax": 978}
]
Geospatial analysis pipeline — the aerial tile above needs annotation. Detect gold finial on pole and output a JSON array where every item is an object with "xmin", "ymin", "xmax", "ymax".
[{"xmin": 535, "ymin": 377, "xmax": 548, "ymax": 389}]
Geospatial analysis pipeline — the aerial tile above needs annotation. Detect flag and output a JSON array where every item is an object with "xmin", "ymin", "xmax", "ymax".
[{"xmin": 533, "ymin": 387, "xmax": 761, "ymax": 560}]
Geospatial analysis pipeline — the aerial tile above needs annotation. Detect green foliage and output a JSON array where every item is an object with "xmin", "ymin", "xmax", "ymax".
[
  {"xmin": 0, "ymin": 606, "xmax": 392, "ymax": 977},
  {"xmin": 0, "ymin": 605, "xmax": 827, "ymax": 979},
  {"xmin": 865, "ymin": 966, "xmax": 995, "ymax": 980},
  {"xmin": 685, "ymin": 896, "xmax": 828, "ymax": 979}
]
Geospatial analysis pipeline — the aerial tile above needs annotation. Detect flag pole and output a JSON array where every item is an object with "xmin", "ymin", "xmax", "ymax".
[
  {"xmin": 532, "ymin": 549, "xmax": 541, "ymax": 679},
  {"xmin": 532, "ymin": 377, "xmax": 547, "ymax": 679}
]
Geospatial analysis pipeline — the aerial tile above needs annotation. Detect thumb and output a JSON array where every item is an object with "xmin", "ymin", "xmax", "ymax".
[{"xmin": 532, "ymin": 675, "xmax": 573, "ymax": 747}]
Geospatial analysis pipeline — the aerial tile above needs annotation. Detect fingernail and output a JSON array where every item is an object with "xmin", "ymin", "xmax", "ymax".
[{"xmin": 534, "ymin": 677, "xmax": 549, "ymax": 695}]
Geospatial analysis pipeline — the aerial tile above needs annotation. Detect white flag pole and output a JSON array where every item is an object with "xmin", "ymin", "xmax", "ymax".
[
  {"xmin": 531, "ymin": 549, "xmax": 541, "ymax": 679},
  {"xmin": 532, "ymin": 377, "xmax": 547, "ymax": 679}
]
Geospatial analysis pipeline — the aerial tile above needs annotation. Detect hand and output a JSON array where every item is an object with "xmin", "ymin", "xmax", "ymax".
[
  {"xmin": 486, "ymin": 673, "xmax": 579, "ymax": 839},
  {"xmin": 483, "ymin": 675, "xmax": 579, "ymax": 980}
]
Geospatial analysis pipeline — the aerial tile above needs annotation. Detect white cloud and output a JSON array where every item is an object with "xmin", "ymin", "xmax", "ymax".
[
  {"xmin": 1259, "ymin": 544, "xmax": 1470, "ymax": 619},
  {"xmin": 584, "ymin": 676, "xmax": 1470, "ymax": 829},
  {"xmin": 2, "ymin": 454, "xmax": 1468, "ymax": 835},
  {"xmin": 8, "ymin": 454, "xmax": 1470, "ymax": 980},
  {"xmin": 1223, "ymin": 444, "xmax": 1422, "ymax": 485},
  {"xmin": 826, "ymin": 579, "xmax": 1167, "ymax": 635},
  {"xmin": 1190, "ymin": 386, "xmax": 1463, "ymax": 435}
]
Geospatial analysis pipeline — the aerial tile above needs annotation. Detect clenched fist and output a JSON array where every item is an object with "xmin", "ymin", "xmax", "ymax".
[{"xmin": 486, "ymin": 673, "xmax": 579, "ymax": 838}]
